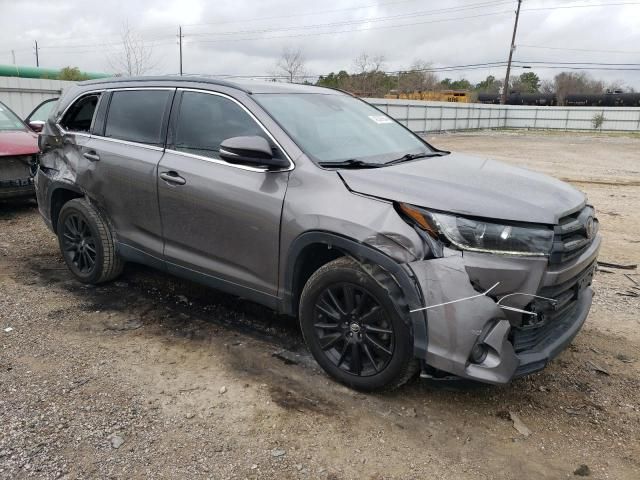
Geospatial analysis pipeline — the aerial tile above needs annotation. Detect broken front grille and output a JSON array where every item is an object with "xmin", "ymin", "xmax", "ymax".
[
  {"xmin": 511, "ymin": 260, "xmax": 596, "ymax": 353},
  {"xmin": 549, "ymin": 206, "xmax": 597, "ymax": 264}
]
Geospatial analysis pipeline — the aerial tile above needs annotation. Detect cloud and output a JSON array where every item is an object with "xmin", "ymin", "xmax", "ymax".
[{"xmin": 0, "ymin": 0, "xmax": 637, "ymax": 88}]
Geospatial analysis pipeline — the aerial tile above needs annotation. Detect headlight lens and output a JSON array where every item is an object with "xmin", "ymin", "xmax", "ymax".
[{"xmin": 399, "ymin": 203, "xmax": 553, "ymax": 255}]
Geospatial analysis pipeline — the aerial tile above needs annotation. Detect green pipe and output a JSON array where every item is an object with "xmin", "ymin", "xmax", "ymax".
[{"xmin": 0, "ymin": 64, "xmax": 109, "ymax": 80}]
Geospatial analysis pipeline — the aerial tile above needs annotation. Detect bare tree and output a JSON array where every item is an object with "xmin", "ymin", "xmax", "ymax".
[
  {"xmin": 553, "ymin": 72, "xmax": 604, "ymax": 104},
  {"xmin": 539, "ymin": 79, "xmax": 555, "ymax": 94},
  {"xmin": 353, "ymin": 53, "xmax": 371, "ymax": 75},
  {"xmin": 107, "ymin": 21, "xmax": 157, "ymax": 76},
  {"xmin": 400, "ymin": 60, "xmax": 439, "ymax": 93},
  {"xmin": 276, "ymin": 47, "xmax": 306, "ymax": 83},
  {"xmin": 353, "ymin": 53, "xmax": 385, "ymax": 74},
  {"xmin": 351, "ymin": 53, "xmax": 386, "ymax": 96}
]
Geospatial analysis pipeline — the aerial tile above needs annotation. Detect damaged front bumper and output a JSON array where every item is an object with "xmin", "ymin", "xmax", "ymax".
[
  {"xmin": 405, "ymin": 235, "xmax": 601, "ymax": 384},
  {"xmin": 0, "ymin": 155, "xmax": 37, "ymax": 199}
]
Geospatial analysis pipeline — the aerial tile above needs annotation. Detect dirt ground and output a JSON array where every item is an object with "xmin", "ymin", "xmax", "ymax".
[{"xmin": 1, "ymin": 130, "xmax": 638, "ymax": 480}]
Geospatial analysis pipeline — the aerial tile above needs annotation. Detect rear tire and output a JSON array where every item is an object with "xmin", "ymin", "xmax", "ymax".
[
  {"xmin": 299, "ymin": 257, "xmax": 418, "ymax": 391},
  {"xmin": 57, "ymin": 198, "xmax": 124, "ymax": 284}
]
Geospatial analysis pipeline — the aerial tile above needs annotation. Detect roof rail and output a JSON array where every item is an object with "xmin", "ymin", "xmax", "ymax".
[{"xmin": 78, "ymin": 75, "xmax": 250, "ymax": 93}]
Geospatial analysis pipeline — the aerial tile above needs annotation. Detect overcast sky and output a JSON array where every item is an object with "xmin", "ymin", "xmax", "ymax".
[{"xmin": 1, "ymin": 0, "xmax": 639, "ymax": 89}]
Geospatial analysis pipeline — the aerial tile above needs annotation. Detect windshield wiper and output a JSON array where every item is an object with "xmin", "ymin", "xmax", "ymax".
[
  {"xmin": 384, "ymin": 152, "xmax": 446, "ymax": 166},
  {"xmin": 318, "ymin": 159, "xmax": 383, "ymax": 169}
]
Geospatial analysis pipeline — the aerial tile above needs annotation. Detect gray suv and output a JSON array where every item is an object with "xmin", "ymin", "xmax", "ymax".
[{"xmin": 35, "ymin": 77, "xmax": 600, "ymax": 391}]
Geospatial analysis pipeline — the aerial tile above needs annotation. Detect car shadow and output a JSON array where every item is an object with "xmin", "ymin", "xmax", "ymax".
[{"xmin": 0, "ymin": 197, "xmax": 38, "ymax": 218}]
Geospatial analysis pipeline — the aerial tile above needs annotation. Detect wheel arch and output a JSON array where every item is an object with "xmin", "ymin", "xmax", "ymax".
[
  {"xmin": 281, "ymin": 231, "xmax": 428, "ymax": 358},
  {"xmin": 49, "ymin": 183, "xmax": 85, "ymax": 232}
]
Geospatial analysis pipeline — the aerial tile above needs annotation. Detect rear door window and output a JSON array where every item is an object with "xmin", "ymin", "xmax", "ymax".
[
  {"xmin": 104, "ymin": 90, "xmax": 172, "ymax": 146},
  {"xmin": 60, "ymin": 94, "xmax": 100, "ymax": 132}
]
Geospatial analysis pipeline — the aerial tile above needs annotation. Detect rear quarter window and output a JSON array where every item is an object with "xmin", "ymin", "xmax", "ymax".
[
  {"xmin": 104, "ymin": 90, "xmax": 172, "ymax": 146},
  {"xmin": 60, "ymin": 93, "xmax": 101, "ymax": 133}
]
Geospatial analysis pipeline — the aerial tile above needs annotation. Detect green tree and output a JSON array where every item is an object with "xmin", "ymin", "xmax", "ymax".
[
  {"xmin": 316, "ymin": 70, "xmax": 350, "ymax": 89},
  {"xmin": 58, "ymin": 66, "xmax": 90, "ymax": 81},
  {"xmin": 511, "ymin": 72, "xmax": 541, "ymax": 93},
  {"xmin": 475, "ymin": 75, "xmax": 502, "ymax": 93},
  {"xmin": 440, "ymin": 78, "xmax": 472, "ymax": 90}
]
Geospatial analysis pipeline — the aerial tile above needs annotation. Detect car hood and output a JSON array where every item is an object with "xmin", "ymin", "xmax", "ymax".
[
  {"xmin": 338, "ymin": 153, "xmax": 585, "ymax": 224},
  {"xmin": 0, "ymin": 130, "xmax": 39, "ymax": 156}
]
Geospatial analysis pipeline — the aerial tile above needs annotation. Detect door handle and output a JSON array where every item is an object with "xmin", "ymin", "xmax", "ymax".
[
  {"xmin": 83, "ymin": 151, "xmax": 100, "ymax": 162},
  {"xmin": 160, "ymin": 171, "xmax": 186, "ymax": 185}
]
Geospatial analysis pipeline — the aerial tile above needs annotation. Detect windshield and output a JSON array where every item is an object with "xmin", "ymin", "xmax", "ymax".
[
  {"xmin": 254, "ymin": 93, "xmax": 434, "ymax": 165},
  {"xmin": 0, "ymin": 103, "xmax": 26, "ymax": 131}
]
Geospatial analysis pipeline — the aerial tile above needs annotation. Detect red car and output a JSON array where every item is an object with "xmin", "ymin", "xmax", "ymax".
[{"xmin": 0, "ymin": 99, "xmax": 57, "ymax": 199}]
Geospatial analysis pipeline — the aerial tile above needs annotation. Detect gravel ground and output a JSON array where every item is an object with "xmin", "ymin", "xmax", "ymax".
[{"xmin": 1, "ymin": 130, "xmax": 639, "ymax": 479}]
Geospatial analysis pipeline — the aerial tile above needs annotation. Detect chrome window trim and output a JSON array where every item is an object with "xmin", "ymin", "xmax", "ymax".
[
  {"xmin": 167, "ymin": 88, "xmax": 295, "ymax": 173},
  {"xmin": 56, "ymin": 89, "xmax": 104, "ymax": 136},
  {"xmin": 165, "ymin": 149, "xmax": 274, "ymax": 173},
  {"xmin": 56, "ymin": 86, "xmax": 295, "ymax": 173},
  {"xmin": 106, "ymin": 87, "xmax": 177, "ymax": 92},
  {"xmin": 90, "ymin": 135, "xmax": 165, "ymax": 152}
]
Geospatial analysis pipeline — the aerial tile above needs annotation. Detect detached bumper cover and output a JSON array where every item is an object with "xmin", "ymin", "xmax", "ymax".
[
  {"xmin": 409, "ymin": 255, "xmax": 518, "ymax": 384},
  {"xmin": 406, "ymin": 236, "xmax": 600, "ymax": 384}
]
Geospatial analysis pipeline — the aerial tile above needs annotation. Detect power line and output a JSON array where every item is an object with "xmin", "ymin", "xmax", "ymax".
[
  {"xmin": 183, "ymin": 1, "xmax": 640, "ymax": 44},
  {"xmin": 521, "ymin": 1, "xmax": 640, "ymax": 11},
  {"xmin": 6, "ymin": 0, "xmax": 639, "ymax": 53},
  {"xmin": 188, "ymin": 62, "xmax": 512, "ymax": 79},
  {"xmin": 181, "ymin": 0, "xmax": 501, "ymax": 27},
  {"xmin": 2, "ymin": 0, "xmax": 507, "ymax": 52},
  {"xmin": 516, "ymin": 65, "xmax": 640, "ymax": 70},
  {"xmin": 515, "ymin": 60, "xmax": 640, "ymax": 66},
  {"xmin": 518, "ymin": 44, "xmax": 640, "ymax": 54},
  {"xmin": 186, "ymin": 1, "xmax": 513, "ymax": 36},
  {"xmin": 188, "ymin": 10, "xmax": 515, "ymax": 45},
  {"xmin": 25, "ymin": 2, "xmax": 513, "ymax": 51}
]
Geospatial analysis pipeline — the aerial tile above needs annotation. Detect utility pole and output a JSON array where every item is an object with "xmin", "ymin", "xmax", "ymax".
[
  {"xmin": 34, "ymin": 40, "xmax": 39, "ymax": 67},
  {"xmin": 177, "ymin": 26, "xmax": 183, "ymax": 76},
  {"xmin": 501, "ymin": 0, "xmax": 522, "ymax": 104},
  {"xmin": 11, "ymin": 50, "xmax": 16, "ymax": 65}
]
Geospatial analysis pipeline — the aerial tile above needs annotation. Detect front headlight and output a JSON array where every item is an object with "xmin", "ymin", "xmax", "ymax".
[{"xmin": 399, "ymin": 203, "xmax": 553, "ymax": 256}]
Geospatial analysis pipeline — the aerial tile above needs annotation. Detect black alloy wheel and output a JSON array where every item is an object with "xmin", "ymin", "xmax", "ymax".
[
  {"xmin": 313, "ymin": 282, "xmax": 395, "ymax": 377},
  {"xmin": 56, "ymin": 198, "xmax": 124, "ymax": 284},
  {"xmin": 61, "ymin": 213, "xmax": 97, "ymax": 274},
  {"xmin": 299, "ymin": 257, "xmax": 418, "ymax": 391}
]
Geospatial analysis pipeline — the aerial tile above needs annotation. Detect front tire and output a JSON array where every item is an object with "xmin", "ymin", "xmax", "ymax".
[
  {"xmin": 57, "ymin": 198, "xmax": 124, "ymax": 284},
  {"xmin": 299, "ymin": 257, "xmax": 418, "ymax": 391}
]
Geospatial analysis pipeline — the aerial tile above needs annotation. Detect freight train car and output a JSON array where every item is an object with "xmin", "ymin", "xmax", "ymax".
[
  {"xmin": 477, "ymin": 92, "xmax": 640, "ymax": 107},
  {"xmin": 385, "ymin": 90, "xmax": 471, "ymax": 102}
]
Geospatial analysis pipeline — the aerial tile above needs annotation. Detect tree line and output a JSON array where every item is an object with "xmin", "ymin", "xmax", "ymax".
[
  {"xmin": 274, "ymin": 49, "xmax": 634, "ymax": 101},
  {"xmin": 54, "ymin": 40, "xmax": 634, "ymax": 105}
]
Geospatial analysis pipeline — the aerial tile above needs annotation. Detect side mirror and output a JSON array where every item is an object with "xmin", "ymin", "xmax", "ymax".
[
  {"xmin": 28, "ymin": 120, "xmax": 45, "ymax": 133},
  {"xmin": 219, "ymin": 136, "xmax": 289, "ymax": 169}
]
